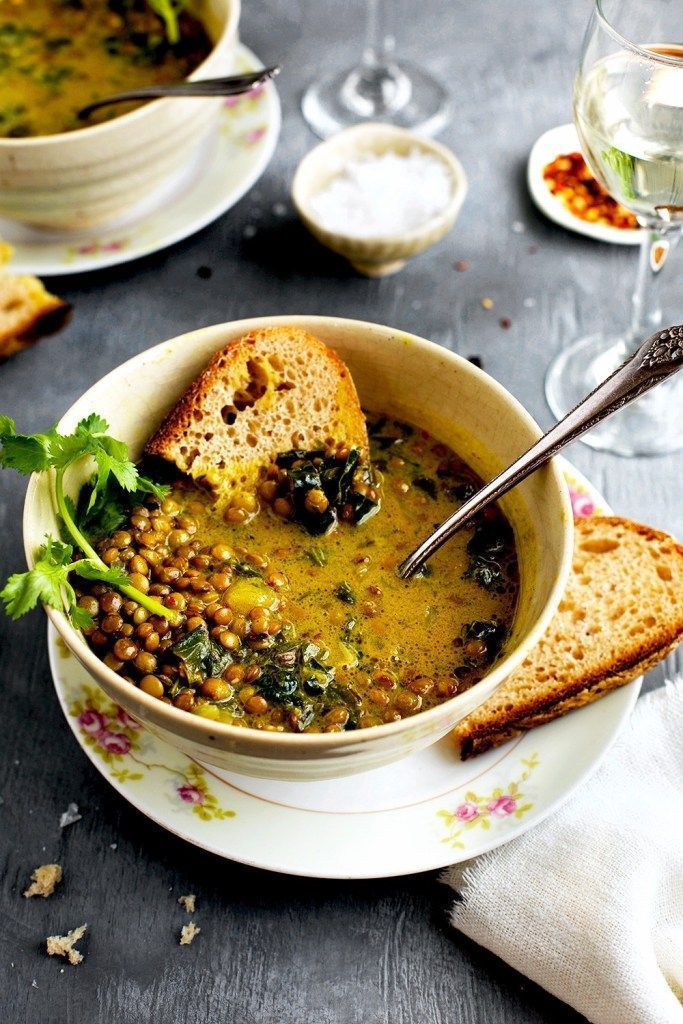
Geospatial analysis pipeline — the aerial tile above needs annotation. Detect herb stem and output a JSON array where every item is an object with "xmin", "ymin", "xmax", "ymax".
[{"xmin": 56, "ymin": 468, "xmax": 180, "ymax": 624}]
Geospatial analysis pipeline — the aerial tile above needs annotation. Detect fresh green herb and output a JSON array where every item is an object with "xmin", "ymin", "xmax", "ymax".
[
  {"xmin": 1, "ymin": 536, "xmax": 128, "ymax": 628},
  {"xmin": 306, "ymin": 546, "xmax": 328, "ymax": 567},
  {"xmin": 413, "ymin": 475, "xmax": 437, "ymax": 499},
  {"xmin": 335, "ymin": 581, "xmax": 356, "ymax": 604},
  {"xmin": 75, "ymin": 471, "xmax": 169, "ymax": 540},
  {"xmin": 602, "ymin": 145, "xmax": 636, "ymax": 201},
  {"xmin": 146, "ymin": 0, "xmax": 188, "ymax": 45},
  {"xmin": 0, "ymin": 414, "xmax": 180, "ymax": 628}
]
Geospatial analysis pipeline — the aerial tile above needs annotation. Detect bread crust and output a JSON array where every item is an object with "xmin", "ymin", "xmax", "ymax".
[{"xmin": 454, "ymin": 516, "xmax": 683, "ymax": 758}]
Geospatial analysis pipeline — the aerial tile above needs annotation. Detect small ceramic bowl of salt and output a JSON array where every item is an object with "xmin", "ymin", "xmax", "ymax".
[{"xmin": 292, "ymin": 123, "xmax": 467, "ymax": 277}]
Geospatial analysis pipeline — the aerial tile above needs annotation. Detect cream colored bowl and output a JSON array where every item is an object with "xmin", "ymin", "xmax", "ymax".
[
  {"xmin": 23, "ymin": 316, "xmax": 573, "ymax": 780},
  {"xmin": 0, "ymin": 0, "xmax": 240, "ymax": 230},
  {"xmin": 292, "ymin": 124, "xmax": 467, "ymax": 276}
]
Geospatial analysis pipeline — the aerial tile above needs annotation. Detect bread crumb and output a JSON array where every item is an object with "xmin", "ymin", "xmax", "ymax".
[
  {"xmin": 46, "ymin": 924, "xmax": 87, "ymax": 965},
  {"xmin": 178, "ymin": 894, "xmax": 196, "ymax": 913},
  {"xmin": 481, "ymin": 297, "xmax": 494, "ymax": 310},
  {"xmin": 179, "ymin": 922, "xmax": 200, "ymax": 946},
  {"xmin": 24, "ymin": 863, "xmax": 62, "ymax": 899},
  {"xmin": 59, "ymin": 803, "xmax": 81, "ymax": 828}
]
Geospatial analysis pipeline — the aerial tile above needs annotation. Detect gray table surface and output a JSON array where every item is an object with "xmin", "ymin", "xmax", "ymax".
[{"xmin": 1, "ymin": 2, "xmax": 682, "ymax": 1022}]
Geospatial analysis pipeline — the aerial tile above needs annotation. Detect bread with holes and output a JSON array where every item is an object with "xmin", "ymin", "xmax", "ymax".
[
  {"xmin": 144, "ymin": 326, "xmax": 368, "ymax": 505},
  {"xmin": 0, "ymin": 272, "xmax": 71, "ymax": 360},
  {"xmin": 454, "ymin": 515, "xmax": 683, "ymax": 759}
]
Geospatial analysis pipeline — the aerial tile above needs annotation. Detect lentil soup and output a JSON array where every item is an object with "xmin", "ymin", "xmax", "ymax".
[
  {"xmin": 0, "ymin": 1, "xmax": 212, "ymax": 138},
  {"xmin": 77, "ymin": 415, "xmax": 519, "ymax": 734}
]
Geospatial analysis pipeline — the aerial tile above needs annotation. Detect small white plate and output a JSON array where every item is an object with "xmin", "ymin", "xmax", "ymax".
[
  {"xmin": 48, "ymin": 461, "xmax": 640, "ymax": 879},
  {"xmin": 527, "ymin": 123, "xmax": 642, "ymax": 246},
  {"xmin": 1, "ymin": 44, "xmax": 280, "ymax": 277}
]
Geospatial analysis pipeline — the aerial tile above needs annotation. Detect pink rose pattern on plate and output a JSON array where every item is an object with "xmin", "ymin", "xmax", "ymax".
[
  {"xmin": 568, "ymin": 484, "xmax": 596, "ymax": 518},
  {"xmin": 437, "ymin": 753, "xmax": 540, "ymax": 848},
  {"xmin": 69, "ymin": 685, "xmax": 235, "ymax": 822}
]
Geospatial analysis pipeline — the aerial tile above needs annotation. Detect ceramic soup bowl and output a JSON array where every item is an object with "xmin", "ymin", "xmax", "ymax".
[
  {"xmin": 0, "ymin": 0, "xmax": 240, "ymax": 230},
  {"xmin": 23, "ymin": 316, "xmax": 573, "ymax": 780}
]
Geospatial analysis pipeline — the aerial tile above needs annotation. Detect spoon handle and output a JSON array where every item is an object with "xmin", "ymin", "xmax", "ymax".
[
  {"xmin": 398, "ymin": 324, "xmax": 683, "ymax": 580},
  {"xmin": 78, "ymin": 67, "xmax": 279, "ymax": 119}
]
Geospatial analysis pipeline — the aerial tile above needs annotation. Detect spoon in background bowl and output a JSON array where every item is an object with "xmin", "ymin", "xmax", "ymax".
[
  {"xmin": 398, "ymin": 323, "xmax": 683, "ymax": 580},
  {"xmin": 78, "ymin": 65, "xmax": 280, "ymax": 120}
]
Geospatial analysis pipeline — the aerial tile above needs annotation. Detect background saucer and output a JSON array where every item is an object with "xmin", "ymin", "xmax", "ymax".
[{"xmin": 1, "ymin": 44, "xmax": 281, "ymax": 276}]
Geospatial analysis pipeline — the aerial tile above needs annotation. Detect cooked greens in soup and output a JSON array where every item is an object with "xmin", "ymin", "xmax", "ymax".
[
  {"xmin": 76, "ymin": 415, "xmax": 520, "ymax": 734},
  {"xmin": 0, "ymin": 0, "xmax": 212, "ymax": 138}
]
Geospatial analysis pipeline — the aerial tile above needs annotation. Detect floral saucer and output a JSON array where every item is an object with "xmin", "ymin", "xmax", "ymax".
[
  {"xmin": 1, "ymin": 44, "xmax": 280, "ymax": 277},
  {"xmin": 48, "ymin": 460, "xmax": 640, "ymax": 878}
]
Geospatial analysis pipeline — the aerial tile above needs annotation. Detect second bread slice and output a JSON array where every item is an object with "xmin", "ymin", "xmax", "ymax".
[{"xmin": 454, "ymin": 515, "xmax": 683, "ymax": 758}]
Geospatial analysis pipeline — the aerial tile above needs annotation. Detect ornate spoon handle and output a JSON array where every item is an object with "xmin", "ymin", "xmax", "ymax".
[{"xmin": 398, "ymin": 325, "xmax": 683, "ymax": 580}]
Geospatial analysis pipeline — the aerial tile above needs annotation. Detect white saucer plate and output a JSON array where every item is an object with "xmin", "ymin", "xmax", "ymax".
[
  {"xmin": 527, "ymin": 123, "xmax": 642, "ymax": 246},
  {"xmin": 1, "ymin": 44, "xmax": 281, "ymax": 277},
  {"xmin": 49, "ymin": 460, "xmax": 640, "ymax": 878}
]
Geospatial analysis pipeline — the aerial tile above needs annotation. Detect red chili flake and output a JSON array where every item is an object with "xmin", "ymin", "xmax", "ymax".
[
  {"xmin": 542, "ymin": 152, "xmax": 638, "ymax": 229},
  {"xmin": 454, "ymin": 259, "xmax": 469, "ymax": 272},
  {"xmin": 499, "ymin": 317, "xmax": 511, "ymax": 329}
]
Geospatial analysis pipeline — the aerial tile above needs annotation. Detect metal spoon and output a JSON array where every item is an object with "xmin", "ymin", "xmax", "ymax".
[
  {"xmin": 398, "ymin": 323, "xmax": 683, "ymax": 580},
  {"xmin": 78, "ymin": 66, "xmax": 280, "ymax": 120}
]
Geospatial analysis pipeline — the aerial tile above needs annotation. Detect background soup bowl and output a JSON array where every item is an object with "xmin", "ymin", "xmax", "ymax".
[
  {"xmin": 24, "ymin": 316, "xmax": 573, "ymax": 780},
  {"xmin": 0, "ymin": 0, "xmax": 240, "ymax": 230}
]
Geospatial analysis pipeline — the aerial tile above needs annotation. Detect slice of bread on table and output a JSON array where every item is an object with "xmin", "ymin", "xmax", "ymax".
[
  {"xmin": 145, "ymin": 325, "xmax": 368, "ymax": 506},
  {"xmin": 0, "ymin": 272, "xmax": 71, "ymax": 360},
  {"xmin": 454, "ymin": 515, "xmax": 683, "ymax": 759}
]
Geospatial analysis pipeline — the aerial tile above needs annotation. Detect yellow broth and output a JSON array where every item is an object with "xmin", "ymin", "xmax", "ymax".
[
  {"xmin": 0, "ymin": 1, "xmax": 212, "ymax": 137},
  {"xmin": 79, "ymin": 416, "xmax": 519, "ymax": 733}
]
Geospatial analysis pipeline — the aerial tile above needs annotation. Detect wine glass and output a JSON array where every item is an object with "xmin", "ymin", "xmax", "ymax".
[
  {"xmin": 301, "ymin": 0, "xmax": 451, "ymax": 139},
  {"xmin": 545, "ymin": 0, "xmax": 683, "ymax": 455}
]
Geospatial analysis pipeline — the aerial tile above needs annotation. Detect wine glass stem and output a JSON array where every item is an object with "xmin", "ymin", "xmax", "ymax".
[
  {"xmin": 363, "ymin": 0, "xmax": 394, "ymax": 68},
  {"xmin": 339, "ymin": 0, "xmax": 411, "ymax": 118},
  {"xmin": 626, "ymin": 218, "xmax": 683, "ymax": 357}
]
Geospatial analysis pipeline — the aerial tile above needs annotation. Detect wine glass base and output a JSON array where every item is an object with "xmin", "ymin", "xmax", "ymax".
[
  {"xmin": 545, "ymin": 333, "xmax": 683, "ymax": 457},
  {"xmin": 301, "ymin": 59, "xmax": 451, "ymax": 139}
]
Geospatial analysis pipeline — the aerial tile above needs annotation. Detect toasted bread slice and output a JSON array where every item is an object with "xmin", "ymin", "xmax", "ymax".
[
  {"xmin": 454, "ymin": 516, "xmax": 683, "ymax": 759},
  {"xmin": 0, "ymin": 272, "xmax": 71, "ymax": 360},
  {"xmin": 145, "ymin": 326, "xmax": 368, "ymax": 504}
]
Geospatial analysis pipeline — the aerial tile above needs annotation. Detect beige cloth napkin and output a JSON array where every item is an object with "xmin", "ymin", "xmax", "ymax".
[{"xmin": 443, "ymin": 678, "xmax": 683, "ymax": 1024}]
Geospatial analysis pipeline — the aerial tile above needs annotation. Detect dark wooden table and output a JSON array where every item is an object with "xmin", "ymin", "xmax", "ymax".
[{"xmin": 2, "ymin": 3, "xmax": 681, "ymax": 1021}]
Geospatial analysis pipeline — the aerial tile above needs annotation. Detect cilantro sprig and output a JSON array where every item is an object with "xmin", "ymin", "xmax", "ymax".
[{"xmin": 0, "ymin": 414, "xmax": 180, "ymax": 629}]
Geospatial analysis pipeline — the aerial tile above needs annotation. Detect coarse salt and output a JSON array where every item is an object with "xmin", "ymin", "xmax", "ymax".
[{"xmin": 309, "ymin": 150, "xmax": 453, "ymax": 238}]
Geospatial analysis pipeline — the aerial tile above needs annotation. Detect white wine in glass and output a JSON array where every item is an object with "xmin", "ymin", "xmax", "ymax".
[
  {"xmin": 576, "ymin": 47, "xmax": 683, "ymax": 218},
  {"xmin": 546, "ymin": 1, "xmax": 683, "ymax": 456}
]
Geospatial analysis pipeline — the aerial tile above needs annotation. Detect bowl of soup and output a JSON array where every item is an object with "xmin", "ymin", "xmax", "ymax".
[
  {"xmin": 0, "ymin": 0, "xmax": 240, "ymax": 229},
  {"xmin": 23, "ymin": 315, "xmax": 573, "ymax": 780}
]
